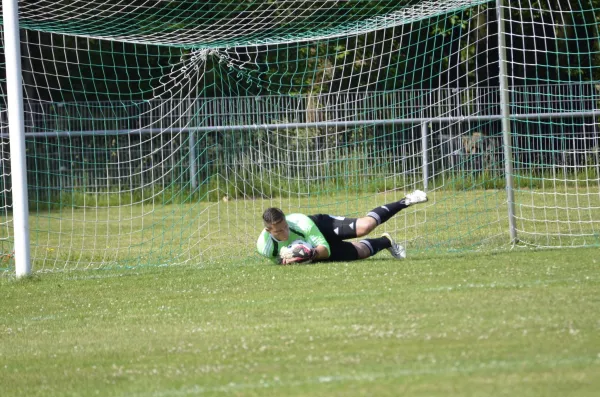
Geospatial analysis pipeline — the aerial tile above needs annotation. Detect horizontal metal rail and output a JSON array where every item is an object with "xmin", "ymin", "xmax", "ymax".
[{"xmin": 2, "ymin": 110, "xmax": 600, "ymax": 138}]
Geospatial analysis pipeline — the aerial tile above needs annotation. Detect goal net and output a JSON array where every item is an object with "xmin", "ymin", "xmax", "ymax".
[{"xmin": 1, "ymin": 0, "xmax": 599, "ymax": 272}]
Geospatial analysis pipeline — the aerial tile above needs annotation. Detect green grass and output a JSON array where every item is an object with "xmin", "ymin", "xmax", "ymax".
[
  {"xmin": 1, "ymin": 188, "xmax": 600, "ymax": 272},
  {"xmin": 1, "ymin": 248, "xmax": 599, "ymax": 397}
]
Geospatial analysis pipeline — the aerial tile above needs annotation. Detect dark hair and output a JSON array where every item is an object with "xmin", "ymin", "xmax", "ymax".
[{"xmin": 262, "ymin": 207, "xmax": 285, "ymax": 225}]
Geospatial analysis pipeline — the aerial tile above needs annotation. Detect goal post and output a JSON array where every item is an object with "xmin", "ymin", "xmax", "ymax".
[
  {"xmin": 495, "ymin": 0, "xmax": 517, "ymax": 245},
  {"xmin": 2, "ymin": 0, "xmax": 30, "ymax": 277},
  {"xmin": 1, "ymin": 0, "xmax": 599, "ymax": 274}
]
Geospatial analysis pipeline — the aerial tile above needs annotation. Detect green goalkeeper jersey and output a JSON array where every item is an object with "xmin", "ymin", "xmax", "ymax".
[{"xmin": 256, "ymin": 213, "xmax": 330, "ymax": 262}]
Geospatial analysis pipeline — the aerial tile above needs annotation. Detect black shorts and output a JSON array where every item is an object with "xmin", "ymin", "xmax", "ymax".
[{"xmin": 309, "ymin": 214, "xmax": 360, "ymax": 261}]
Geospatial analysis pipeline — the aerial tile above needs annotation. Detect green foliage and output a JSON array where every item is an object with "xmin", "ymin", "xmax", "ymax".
[{"xmin": 12, "ymin": 0, "xmax": 600, "ymax": 103}]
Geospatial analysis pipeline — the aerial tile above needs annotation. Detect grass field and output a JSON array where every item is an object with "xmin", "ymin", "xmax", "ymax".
[
  {"xmin": 2, "ymin": 188, "xmax": 599, "ymax": 272},
  {"xmin": 2, "ymin": 247, "xmax": 599, "ymax": 396}
]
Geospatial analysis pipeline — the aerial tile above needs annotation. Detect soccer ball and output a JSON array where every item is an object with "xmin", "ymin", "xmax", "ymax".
[
  {"xmin": 279, "ymin": 239, "xmax": 314, "ymax": 263},
  {"xmin": 280, "ymin": 239, "xmax": 312, "ymax": 255}
]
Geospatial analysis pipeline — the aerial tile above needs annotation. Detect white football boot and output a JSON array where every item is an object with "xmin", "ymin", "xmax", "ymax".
[
  {"xmin": 404, "ymin": 189, "xmax": 428, "ymax": 206},
  {"xmin": 381, "ymin": 232, "xmax": 406, "ymax": 259}
]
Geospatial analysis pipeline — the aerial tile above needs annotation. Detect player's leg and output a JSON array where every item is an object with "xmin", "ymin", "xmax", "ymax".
[
  {"xmin": 358, "ymin": 189, "xmax": 428, "ymax": 237},
  {"xmin": 358, "ymin": 234, "xmax": 405, "ymax": 259},
  {"xmin": 310, "ymin": 189, "xmax": 428, "ymax": 241},
  {"xmin": 380, "ymin": 233, "xmax": 406, "ymax": 259},
  {"xmin": 354, "ymin": 216, "xmax": 377, "ymax": 237},
  {"xmin": 309, "ymin": 214, "xmax": 360, "ymax": 241},
  {"xmin": 327, "ymin": 241, "xmax": 361, "ymax": 261},
  {"xmin": 328, "ymin": 240, "xmax": 390, "ymax": 260},
  {"xmin": 327, "ymin": 238, "xmax": 405, "ymax": 261}
]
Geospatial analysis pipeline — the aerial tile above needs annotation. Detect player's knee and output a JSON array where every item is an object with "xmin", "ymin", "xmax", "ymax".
[
  {"xmin": 353, "ymin": 242, "xmax": 371, "ymax": 259},
  {"xmin": 355, "ymin": 217, "xmax": 377, "ymax": 237}
]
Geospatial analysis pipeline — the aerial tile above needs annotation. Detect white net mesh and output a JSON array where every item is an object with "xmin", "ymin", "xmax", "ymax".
[{"xmin": 1, "ymin": 0, "xmax": 599, "ymax": 273}]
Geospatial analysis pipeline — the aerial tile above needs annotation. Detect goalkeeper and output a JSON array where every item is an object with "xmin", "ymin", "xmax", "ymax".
[{"xmin": 256, "ymin": 190, "xmax": 428, "ymax": 265}]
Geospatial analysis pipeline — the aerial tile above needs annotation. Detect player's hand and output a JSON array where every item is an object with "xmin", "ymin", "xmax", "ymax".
[{"xmin": 280, "ymin": 256, "xmax": 305, "ymax": 265}]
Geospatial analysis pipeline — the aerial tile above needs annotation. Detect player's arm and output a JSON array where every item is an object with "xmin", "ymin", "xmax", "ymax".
[
  {"xmin": 277, "ymin": 215, "xmax": 329, "ymax": 264},
  {"xmin": 256, "ymin": 231, "xmax": 281, "ymax": 264},
  {"xmin": 302, "ymin": 217, "xmax": 330, "ymax": 262},
  {"xmin": 312, "ymin": 244, "xmax": 330, "ymax": 261}
]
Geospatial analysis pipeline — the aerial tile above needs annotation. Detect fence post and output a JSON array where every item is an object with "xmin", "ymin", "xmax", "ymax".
[
  {"xmin": 421, "ymin": 122, "xmax": 429, "ymax": 191},
  {"xmin": 189, "ymin": 131, "xmax": 197, "ymax": 191},
  {"xmin": 189, "ymin": 98, "xmax": 197, "ymax": 191},
  {"xmin": 3, "ymin": 0, "xmax": 31, "ymax": 276},
  {"xmin": 496, "ymin": 0, "xmax": 518, "ymax": 244}
]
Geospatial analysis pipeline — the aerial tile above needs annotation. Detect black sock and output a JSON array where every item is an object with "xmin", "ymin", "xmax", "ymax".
[
  {"xmin": 359, "ymin": 237, "xmax": 392, "ymax": 256},
  {"xmin": 366, "ymin": 200, "xmax": 408, "ymax": 225}
]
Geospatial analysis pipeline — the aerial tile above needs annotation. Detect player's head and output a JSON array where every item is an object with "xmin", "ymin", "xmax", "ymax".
[{"xmin": 263, "ymin": 207, "xmax": 289, "ymax": 241}]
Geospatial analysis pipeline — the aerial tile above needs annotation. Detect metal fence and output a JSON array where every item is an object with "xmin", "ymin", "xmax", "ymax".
[{"xmin": 1, "ymin": 83, "xmax": 599, "ymax": 200}]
